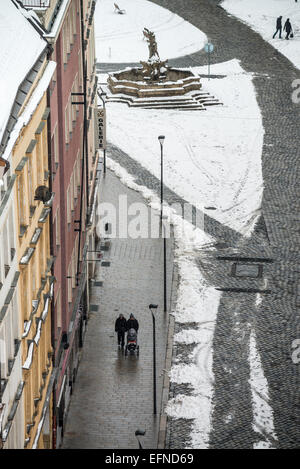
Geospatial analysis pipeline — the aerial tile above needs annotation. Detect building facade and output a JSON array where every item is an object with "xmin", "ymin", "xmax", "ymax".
[
  {"xmin": 24, "ymin": 0, "xmax": 99, "ymax": 447},
  {"xmin": 0, "ymin": 163, "xmax": 24, "ymax": 449},
  {"xmin": 0, "ymin": 0, "xmax": 99, "ymax": 448},
  {"xmin": 0, "ymin": 0, "xmax": 56, "ymax": 449}
]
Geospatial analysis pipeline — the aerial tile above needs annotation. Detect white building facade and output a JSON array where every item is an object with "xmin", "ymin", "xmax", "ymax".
[{"xmin": 0, "ymin": 164, "xmax": 25, "ymax": 449}]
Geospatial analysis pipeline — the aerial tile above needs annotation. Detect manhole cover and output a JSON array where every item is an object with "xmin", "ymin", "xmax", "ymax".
[
  {"xmin": 101, "ymin": 261, "xmax": 110, "ymax": 267},
  {"xmin": 232, "ymin": 263, "xmax": 263, "ymax": 278}
]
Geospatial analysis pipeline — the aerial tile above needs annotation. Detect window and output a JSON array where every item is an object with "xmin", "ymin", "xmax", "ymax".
[
  {"xmin": 71, "ymin": 76, "xmax": 78, "ymax": 123},
  {"xmin": 66, "ymin": 15, "xmax": 71, "ymax": 55},
  {"xmin": 73, "ymin": 162, "xmax": 78, "ymax": 202},
  {"xmin": 63, "ymin": 22, "xmax": 68, "ymax": 64},
  {"xmin": 67, "ymin": 264, "xmax": 72, "ymax": 303},
  {"xmin": 3, "ymin": 219, "xmax": 10, "ymax": 277},
  {"xmin": 71, "ymin": 248, "xmax": 76, "ymax": 289},
  {"xmin": 76, "ymin": 150, "xmax": 81, "ymax": 192},
  {"xmin": 0, "ymin": 327, "xmax": 7, "ymax": 378},
  {"xmin": 55, "ymin": 288, "xmax": 62, "ymax": 329},
  {"xmin": 68, "ymin": 95, "xmax": 72, "ymax": 135},
  {"xmin": 31, "ymin": 252, "xmax": 36, "ymax": 298},
  {"xmin": 67, "ymin": 185, "xmax": 71, "ymax": 224},
  {"xmin": 8, "ymin": 209, "xmax": 15, "ymax": 261},
  {"xmin": 78, "ymin": 49, "xmax": 83, "ymax": 91},
  {"xmin": 27, "ymin": 155, "xmax": 34, "ymax": 207},
  {"xmin": 55, "ymin": 208, "xmax": 60, "ymax": 247},
  {"xmin": 70, "ymin": 172, "xmax": 74, "ymax": 212},
  {"xmin": 52, "ymin": 124, "xmax": 59, "ymax": 165},
  {"xmin": 17, "ymin": 174, "xmax": 27, "ymax": 228},
  {"xmin": 39, "ymin": 228, "xmax": 45, "ymax": 276},
  {"xmin": 73, "ymin": 1, "xmax": 77, "ymax": 36},
  {"xmin": 22, "ymin": 269, "xmax": 28, "ymax": 320},
  {"xmin": 64, "ymin": 103, "xmax": 69, "ymax": 144},
  {"xmin": 69, "ymin": 2, "xmax": 75, "ymax": 42}
]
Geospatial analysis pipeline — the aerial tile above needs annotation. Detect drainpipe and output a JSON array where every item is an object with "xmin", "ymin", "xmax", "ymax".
[
  {"xmin": 76, "ymin": 0, "xmax": 89, "ymax": 286},
  {"xmin": 80, "ymin": 0, "xmax": 89, "ymax": 213}
]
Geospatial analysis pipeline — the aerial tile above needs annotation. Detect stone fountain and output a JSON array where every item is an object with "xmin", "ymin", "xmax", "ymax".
[{"xmin": 106, "ymin": 29, "xmax": 221, "ymax": 109}]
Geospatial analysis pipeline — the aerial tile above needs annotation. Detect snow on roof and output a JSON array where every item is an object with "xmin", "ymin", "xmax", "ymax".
[
  {"xmin": 44, "ymin": 0, "xmax": 71, "ymax": 39},
  {"xmin": 0, "ymin": 0, "xmax": 48, "ymax": 151},
  {"xmin": 2, "ymin": 60, "xmax": 56, "ymax": 162}
]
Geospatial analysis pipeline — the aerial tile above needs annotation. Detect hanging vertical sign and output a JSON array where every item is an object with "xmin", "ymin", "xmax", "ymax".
[{"xmin": 96, "ymin": 107, "xmax": 106, "ymax": 150}]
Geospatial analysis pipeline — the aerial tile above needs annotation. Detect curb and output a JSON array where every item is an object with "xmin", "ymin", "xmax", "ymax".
[{"xmin": 158, "ymin": 230, "xmax": 178, "ymax": 449}]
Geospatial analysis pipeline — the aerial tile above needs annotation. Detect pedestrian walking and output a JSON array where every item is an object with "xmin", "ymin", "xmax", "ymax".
[
  {"xmin": 273, "ymin": 16, "xmax": 283, "ymax": 38},
  {"xmin": 126, "ymin": 313, "xmax": 139, "ymax": 332},
  {"xmin": 284, "ymin": 18, "xmax": 293, "ymax": 39},
  {"xmin": 115, "ymin": 313, "xmax": 127, "ymax": 348}
]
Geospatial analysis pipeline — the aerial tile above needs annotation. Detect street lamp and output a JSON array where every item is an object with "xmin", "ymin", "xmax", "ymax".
[
  {"xmin": 135, "ymin": 429, "xmax": 146, "ymax": 449},
  {"xmin": 158, "ymin": 135, "xmax": 165, "ymax": 222},
  {"xmin": 98, "ymin": 91, "xmax": 107, "ymax": 174},
  {"xmin": 162, "ymin": 216, "xmax": 167, "ymax": 313},
  {"xmin": 158, "ymin": 136, "xmax": 167, "ymax": 313},
  {"xmin": 149, "ymin": 304, "xmax": 158, "ymax": 415}
]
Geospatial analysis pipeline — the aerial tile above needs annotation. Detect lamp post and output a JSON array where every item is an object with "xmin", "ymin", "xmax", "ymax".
[
  {"xmin": 135, "ymin": 429, "xmax": 146, "ymax": 449},
  {"xmin": 149, "ymin": 304, "xmax": 158, "ymax": 415},
  {"xmin": 158, "ymin": 135, "xmax": 165, "ymax": 222},
  {"xmin": 98, "ymin": 91, "xmax": 107, "ymax": 174},
  {"xmin": 163, "ymin": 222, "xmax": 167, "ymax": 313},
  {"xmin": 158, "ymin": 136, "xmax": 167, "ymax": 313}
]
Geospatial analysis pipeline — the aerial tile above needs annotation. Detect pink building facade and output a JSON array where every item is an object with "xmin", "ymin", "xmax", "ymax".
[{"xmin": 22, "ymin": 0, "xmax": 99, "ymax": 448}]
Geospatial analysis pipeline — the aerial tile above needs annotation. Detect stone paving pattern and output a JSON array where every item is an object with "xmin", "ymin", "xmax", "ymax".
[
  {"xmin": 62, "ymin": 171, "xmax": 174, "ymax": 449},
  {"xmin": 97, "ymin": 0, "xmax": 300, "ymax": 449}
]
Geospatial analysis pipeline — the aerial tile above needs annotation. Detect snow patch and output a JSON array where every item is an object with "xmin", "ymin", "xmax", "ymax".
[
  {"xmin": 95, "ymin": 0, "xmax": 207, "ymax": 63},
  {"xmin": 222, "ymin": 0, "xmax": 300, "ymax": 69}
]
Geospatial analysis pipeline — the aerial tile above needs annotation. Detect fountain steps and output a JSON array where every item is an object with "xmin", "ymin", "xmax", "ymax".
[
  {"xmin": 105, "ymin": 65, "xmax": 222, "ymax": 110},
  {"xmin": 105, "ymin": 92, "xmax": 222, "ymax": 110}
]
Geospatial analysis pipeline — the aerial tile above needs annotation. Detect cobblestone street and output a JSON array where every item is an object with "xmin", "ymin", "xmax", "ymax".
[
  {"xmin": 97, "ymin": 0, "xmax": 300, "ymax": 449},
  {"xmin": 62, "ymin": 170, "xmax": 174, "ymax": 449}
]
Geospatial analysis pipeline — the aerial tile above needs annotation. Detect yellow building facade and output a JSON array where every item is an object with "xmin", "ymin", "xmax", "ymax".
[{"xmin": 12, "ymin": 60, "xmax": 55, "ymax": 449}]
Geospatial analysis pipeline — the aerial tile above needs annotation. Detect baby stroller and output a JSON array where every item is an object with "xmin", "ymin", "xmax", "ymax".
[{"xmin": 125, "ymin": 328, "xmax": 139, "ymax": 356}]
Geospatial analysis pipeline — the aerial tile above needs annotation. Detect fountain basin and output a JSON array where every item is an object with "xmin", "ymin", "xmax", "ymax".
[{"xmin": 108, "ymin": 67, "xmax": 201, "ymax": 98}]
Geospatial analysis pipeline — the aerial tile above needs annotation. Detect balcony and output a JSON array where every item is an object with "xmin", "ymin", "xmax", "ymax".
[{"xmin": 21, "ymin": 1, "xmax": 50, "ymax": 7}]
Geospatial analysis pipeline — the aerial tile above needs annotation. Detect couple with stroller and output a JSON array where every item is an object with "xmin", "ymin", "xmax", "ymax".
[{"xmin": 115, "ymin": 313, "xmax": 139, "ymax": 348}]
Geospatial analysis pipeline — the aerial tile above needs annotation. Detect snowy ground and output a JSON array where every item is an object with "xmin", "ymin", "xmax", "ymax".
[
  {"xmin": 95, "ymin": 0, "xmax": 276, "ymax": 449},
  {"xmin": 94, "ymin": 0, "xmax": 207, "ymax": 62},
  {"xmin": 222, "ymin": 0, "xmax": 300, "ymax": 70},
  {"xmin": 100, "ymin": 59, "xmax": 264, "ymax": 237}
]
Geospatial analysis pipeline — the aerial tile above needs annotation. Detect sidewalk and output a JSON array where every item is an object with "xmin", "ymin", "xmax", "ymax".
[{"xmin": 62, "ymin": 169, "xmax": 174, "ymax": 449}]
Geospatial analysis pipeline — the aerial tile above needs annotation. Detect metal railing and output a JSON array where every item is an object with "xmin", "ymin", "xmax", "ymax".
[{"xmin": 21, "ymin": 0, "xmax": 50, "ymax": 7}]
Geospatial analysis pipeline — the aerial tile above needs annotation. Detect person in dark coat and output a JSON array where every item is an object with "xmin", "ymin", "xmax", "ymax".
[
  {"xmin": 284, "ymin": 18, "xmax": 293, "ymax": 39},
  {"xmin": 273, "ymin": 16, "xmax": 283, "ymax": 38},
  {"xmin": 126, "ymin": 314, "xmax": 139, "ymax": 332},
  {"xmin": 115, "ymin": 313, "xmax": 127, "ymax": 347}
]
